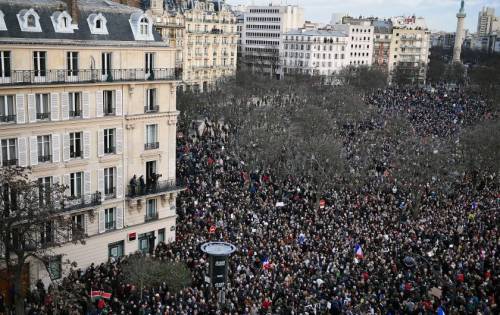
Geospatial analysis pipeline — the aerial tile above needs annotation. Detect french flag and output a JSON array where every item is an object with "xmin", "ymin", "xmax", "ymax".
[
  {"xmin": 354, "ymin": 244, "xmax": 364, "ymax": 259},
  {"xmin": 262, "ymin": 258, "xmax": 271, "ymax": 270}
]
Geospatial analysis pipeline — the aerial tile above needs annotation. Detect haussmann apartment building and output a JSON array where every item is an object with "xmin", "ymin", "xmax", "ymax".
[{"xmin": 0, "ymin": 0, "xmax": 182, "ymax": 285}]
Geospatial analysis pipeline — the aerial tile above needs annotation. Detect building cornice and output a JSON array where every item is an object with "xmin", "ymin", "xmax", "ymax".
[
  {"xmin": 125, "ymin": 111, "xmax": 179, "ymax": 124},
  {"xmin": 0, "ymin": 37, "xmax": 175, "ymax": 49}
]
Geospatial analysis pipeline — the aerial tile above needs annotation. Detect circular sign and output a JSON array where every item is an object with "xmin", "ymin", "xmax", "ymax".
[{"xmin": 201, "ymin": 242, "xmax": 237, "ymax": 256}]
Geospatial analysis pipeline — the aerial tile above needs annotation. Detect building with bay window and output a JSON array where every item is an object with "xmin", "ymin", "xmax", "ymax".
[{"xmin": 0, "ymin": 0, "xmax": 181, "ymax": 286}]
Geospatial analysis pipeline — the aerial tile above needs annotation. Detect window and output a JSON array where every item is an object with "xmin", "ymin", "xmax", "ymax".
[
  {"xmin": 140, "ymin": 17, "xmax": 149, "ymax": 35},
  {"xmin": 146, "ymin": 198, "xmax": 157, "ymax": 221},
  {"xmin": 104, "ymin": 167, "xmax": 115, "ymax": 198},
  {"xmin": 40, "ymin": 221, "xmax": 54, "ymax": 245},
  {"xmin": 35, "ymin": 93, "xmax": 50, "ymax": 120},
  {"xmin": 0, "ymin": 95, "xmax": 15, "ymax": 123},
  {"xmin": 72, "ymin": 214, "xmax": 85, "ymax": 237},
  {"xmin": 103, "ymin": 90, "xmax": 115, "ymax": 115},
  {"xmin": 47, "ymin": 256, "xmax": 62, "ymax": 280},
  {"xmin": 70, "ymin": 172, "xmax": 83, "ymax": 198},
  {"xmin": 105, "ymin": 207, "xmax": 115, "ymax": 230},
  {"xmin": 33, "ymin": 51, "xmax": 46, "ymax": 77},
  {"xmin": 37, "ymin": 176, "xmax": 51, "ymax": 206},
  {"xmin": 69, "ymin": 92, "xmax": 81, "ymax": 118},
  {"xmin": 101, "ymin": 52, "xmax": 112, "ymax": 77},
  {"xmin": 104, "ymin": 128, "xmax": 115, "ymax": 154},
  {"xmin": 0, "ymin": 51, "xmax": 10, "ymax": 78},
  {"xmin": 27, "ymin": 15, "xmax": 36, "ymax": 27},
  {"xmin": 67, "ymin": 52, "xmax": 78, "ymax": 76},
  {"xmin": 96, "ymin": 19, "xmax": 102, "ymax": 29},
  {"xmin": 37, "ymin": 135, "xmax": 51, "ymax": 163},
  {"xmin": 1, "ymin": 138, "xmax": 17, "ymax": 166},
  {"xmin": 145, "ymin": 89, "xmax": 157, "ymax": 112},
  {"xmin": 69, "ymin": 132, "xmax": 82, "ymax": 158},
  {"xmin": 158, "ymin": 228, "xmax": 165, "ymax": 243},
  {"xmin": 108, "ymin": 240, "xmax": 124, "ymax": 259},
  {"xmin": 145, "ymin": 124, "xmax": 158, "ymax": 150},
  {"xmin": 145, "ymin": 52, "xmax": 154, "ymax": 76}
]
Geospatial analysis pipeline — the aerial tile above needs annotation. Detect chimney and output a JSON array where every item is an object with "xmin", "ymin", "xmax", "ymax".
[{"xmin": 65, "ymin": 0, "xmax": 79, "ymax": 24}]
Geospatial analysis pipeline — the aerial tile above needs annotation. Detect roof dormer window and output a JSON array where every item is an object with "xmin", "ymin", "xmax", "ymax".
[
  {"xmin": 17, "ymin": 8, "xmax": 42, "ymax": 32},
  {"xmin": 51, "ymin": 11, "xmax": 77, "ymax": 33},
  {"xmin": 129, "ymin": 12, "xmax": 154, "ymax": 41},
  {"xmin": 0, "ymin": 10, "xmax": 7, "ymax": 31},
  {"xmin": 87, "ymin": 13, "xmax": 108, "ymax": 35}
]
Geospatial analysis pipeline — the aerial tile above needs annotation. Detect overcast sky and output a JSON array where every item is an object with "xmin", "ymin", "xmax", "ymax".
[{"xmin": 227, "ymin": 0, "xmax": 500, "ymax": 32}]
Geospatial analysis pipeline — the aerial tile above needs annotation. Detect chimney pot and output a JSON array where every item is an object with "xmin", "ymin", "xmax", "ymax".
[{"xmin": 65, "ymin": 0, "xmax": 79, "ymax": 24}]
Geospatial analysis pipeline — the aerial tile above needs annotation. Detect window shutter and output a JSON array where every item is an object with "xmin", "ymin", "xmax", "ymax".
[
  {"xmin": 28, "ymin": 94, "xmax": 36, "ymax": 123},
  {"xmin": 50, "ymin": 93, "xmax": 60, "ymax": 121},
  {"xmin": 116, "ymin": 166, "xmax": 123, "ymax": 199},
  {"xmin": 61, "ymin": 92, "xmax": 69, "ymax": 120},
  {"xmin": 83, "ymin": 131, "xmax": 90, "ymax": 159},
  {"xmin": 115, "ymin": 89, "xmax": 122, "ymax": 116},
  {"xmin": 63, "ymin": 174, "xmax": 71, "ymax": 196},
  {"xmin": 96, "ymin": 91, "xmax": 103, "ymax": 117},
  {"xmin": 84, "ymin": 213, "xmax": 89, "ymax": 234},
  {"xmin": 116, "ymin": 207, "xmax": 123, "ymax": 229},
  {"xmin": 52, "ymin": 175, "xmax": 60, "ymax": 185},
  {"xmin": 30, "ymin": 136, "xmax": 38, "ymax": 166},
  {"xmin": 98, "ymin": 168, "xmax": 104, "ymax": 200},
  {"xmin": 98, "ymin": 209, "xmax": 105, "ymax": 233},
  {"xmin": 51, "ymin": 134, "xmax": 60, "ymax": 163},
  {"xmin": 63, "ymin": 133, "xmax": 70, "ymax": 161},
  {"xmin": 84, "ymin": 170, "xmax": 91, "ymax": 198},
  {"xmin": 15, "ymin": 94, "xmax": 25, "ymax": 124},
  {"xmin": 18, "ymin": 137, "xmax": 28, "ymax": 167},
  {"xmin": 98, "ymin": 129, "xmax": 104, "ymax": 157},
  {"xmin": 116, "ymin": 127, "xmax": 123, "ymax": 154},
  {"xmin": 82, "ymin": 92, "xmax": 90, "ymax": 119}
]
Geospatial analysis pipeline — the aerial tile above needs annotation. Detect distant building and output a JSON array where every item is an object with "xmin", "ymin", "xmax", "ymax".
[
  {"xmin": 431, "ymin": 32, "xmax": 456, "ymax": 50},
  {"xmin": 240, "ymin": 4, "xmax": 305, "ymax": 78},
  {"xmin": 372, "ymin": 20, "xmax": 393, "ymax": 69},
  {"xmin": 477, "ymin": 7, "xmax": 496, "ymax": 36}
]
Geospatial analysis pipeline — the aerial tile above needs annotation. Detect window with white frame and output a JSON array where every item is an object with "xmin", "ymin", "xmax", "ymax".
[
  {"xmin": 69, "ymin": 132, "xmax": 82, "ymax": 158},
  {"xmin": 0, "ymin": 95, "xmax": 15, "ymax": 123},
  {"xmin": 104, "ymin": 128, "xmax": 115, "ymax": 154},
  {"xmin": 37, "ymin": 135, "xmax": 51, "ymax": 163},
  {"xmin": 70, "ymin": 171, "xmax": 83, "ymax": 198},
  {"xmin": 146, "ymin": 198, "xmax": 157, "ymax": 220},
  {"xmin": 87, "ymin": 13, "xmax": 108, "ymax": 35},
  {"xmin": 35, "ymin": 93, "xmax": 50, "ymax": 120},
  {"xmin": 140, "ymin": 17, "xmax": 149, "ymax": 36},
  {"xmin": 145, "ymin": 88, "xmax": 157, "ymax": 112},
  {"xmin": 1, "ymin": 138, "xmax": 17, "ymax": 166},
  {"xmin": 51, "ymin": 11, "xmax": 75, "ymax": 33},
  {"xmin": 69, "ymin": 92, "xmax": 82, "ymax": 118},
  {"xmin": 18, "ymin": 9, "xmax": 42, "ymax": 32},
  {"xmin": 0, "ymin": 51, "xmax": 10, "ymax": 78},
  {"xmin": 0, "ymin": 10, "xmax": 6, "ymax": 31},
  {"xmin": 145, "ymin": 124, "xmax": 158, "ymax": 150},
  {"xmin": 145, "ymin": 52, "xmax": 154, "ymax": 76},
  {"xmin": 101, "ymin": 52, "xmax": 112, "ymax": 77},
  {"xmin": 67, "ymin": 52, "xmax": 79, "ymax": 76},
  {"xmin": 104, "ymin": 167, "xmax": 115, "ymax": 198},
  {"xmin": 40, "ymin": 221, "xmax": 54, "ymax": 245},
  {"xmin": 47, "ymin": 255, "xmax": 62, "ymax": 279},
  {"xmin": 33, "ymin": 51, "xmax": 46, "ymax": 77},
  {"xmin": 72, "ymin": 214, "xmax": 85, "ymax": 237},
  {"xmin": 37, "ymin": 176, "xmax": 51, "ymax": 206},
  {"xmin": 105, "ymin": 207, "xmax": 115, "ymax": 230},
  {"xmin": 103, "ymin": 90, "xmax": 115, "ymax": 115}
]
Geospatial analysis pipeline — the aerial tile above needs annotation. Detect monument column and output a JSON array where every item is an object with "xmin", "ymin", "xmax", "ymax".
[{"xmin": 452, "ymin": 0, "xmax": 466, "ymax": 63}]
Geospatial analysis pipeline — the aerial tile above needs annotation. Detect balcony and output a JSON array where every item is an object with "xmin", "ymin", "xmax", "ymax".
[
  {"xmin": 144, "ymin": 142, "xmax": 159, "ymax": 150},
  {"xmin": 36, "ymin": 112, "xmax": 50, "ymax": 120},
  {"xmin": 127, "ymin": 179, "xmax": 183, "ymax": 198},
  {"xmin": 1, "ymin": 68, "xmax": 180, "ymax": 87},
  {"xmin": 69, "ymin": 110, "xmax": 81, "ymax": 118},
  {"xmin": 105, "ymin": 221, "xmax": 116, "ymax": 231},
  {"xmin": 145, "ymin": 212, "xmax": 159, "ymax": 222},
  {"xmin": 104, "ymin": 188, "xmax": 116, "ymax": 200},
  {"xmin": 70, "ymin": 150, "xmax": 82, "ymax": 159},
  {"xmin": 104, "ymin": 146, "xmax": 116, "ymax": 154},
  {"xmin": 38, "ymin": 154, "xmax": 52, "ymax": 163},
  {"xmin": 62, "ymin": 192, "xmax": 101, "ymax": 212},
  {"xmin": 103, "ymin": 107, "xmax": 116, "ymax": 116},
  {"xmin": 2, "ymin": 158, "xmax": 18, "ymax": 167},
  {"xmin": 144, "ymin": 105, "xmax": 159, "ymax": 113},
  {"xmin": 0, "ymin": 115, "xmax": 16, "ymax": 123}
]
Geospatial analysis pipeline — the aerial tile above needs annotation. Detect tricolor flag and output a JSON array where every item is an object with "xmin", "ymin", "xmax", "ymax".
[
  {"xmin": 354, "ymin": 244, "xmax": 364, "ymax": 259},
  {"xmin": 262, "ymin": 258, "xmax": 271, "ymax": 270},
  {"xmin": 90, "ymin": 290, "xmax": 112, "ymax": 301}
]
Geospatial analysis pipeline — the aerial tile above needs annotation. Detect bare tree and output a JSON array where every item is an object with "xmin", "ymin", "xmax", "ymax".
[{"xmin": 0, "ymin": 166, "xmax": 88, "ymax": 315}]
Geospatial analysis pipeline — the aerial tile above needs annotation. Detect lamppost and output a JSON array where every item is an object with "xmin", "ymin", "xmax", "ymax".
[{"xmin": 201, "ymin": 241, "xmax": 237, "ymax": 307}]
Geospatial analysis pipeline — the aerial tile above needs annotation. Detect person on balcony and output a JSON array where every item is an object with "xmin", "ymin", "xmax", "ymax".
[
  {"xmin": 129, "ymin": 175, "xmax": 137, "ymax": 196},
  {"xmin": 139, "ymin": 175, "xmax": 145, "ymax": 195}
]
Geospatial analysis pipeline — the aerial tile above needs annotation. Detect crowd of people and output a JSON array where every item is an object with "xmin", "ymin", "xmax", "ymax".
[{"xmin": 10, "ymin": 87, "xmax": 499, "ymax": 314}]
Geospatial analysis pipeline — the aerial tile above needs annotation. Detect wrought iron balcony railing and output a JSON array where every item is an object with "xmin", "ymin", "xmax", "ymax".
[
  {"xmin": 62, "ymin": 192, "xmax": 101, "ymax": 212},
  {"xmin": 144, "ymin": 105, "xmax": 160, "ymax": 113},
  {"xmin": 1, "ymin": 68, "xmax": 180, "ymax": 86},
  {"xmin": 145, "ymin": 212, "xmax": 159, "ymax": 222},
  {"xmin": 38, "ymin": 154, "xmax": 52, "ymax": 163},
  {"xmin": 144, "ymin": 142, "xmax": 159, "ymax": 150},
  {"xmin": 36, "ymin": 112, "xmax": 50, "ymax": 120},
  {"xmin": 127, "ymin": 179, "xmax": 182, "ymax": 198},
  {"xmin": 2, "ymin": 158, "xmax": 18, "ymax": 167},
  {"xmin": 0, "ymin": 115, "xmax": 16, "ymax": 123}
]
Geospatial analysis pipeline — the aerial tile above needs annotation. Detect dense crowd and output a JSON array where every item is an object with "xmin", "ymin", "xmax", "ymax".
[{"xmin": 9, "ymin": 87, "xmax": 499, "ymax": 314}]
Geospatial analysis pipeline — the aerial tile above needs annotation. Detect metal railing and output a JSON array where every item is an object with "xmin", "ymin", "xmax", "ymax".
[
  {"xmin": 103, "ymin": 107, "xmax": 116, "ymax": 116},
  {"xmin": 144, "ymin": 105, "xmax": 159, "ymax": 113},
  {"xmin": 70, "ymin": 150, "xmax": 82, "ymax": 158},
  {"xmin": 38, "ymin": 154, "xmax": 52, "ymax": 163},
  {"xmin": 145, "ymin": 212, "xmax": 159, "ymax": 222},
  {"xmin": 127, "ymin": 179, "xmax": 181, "ymax": 198},
  {"xmin": 104, "ymin": 188, "xmax": 116, "ymax": 200},
  {"xmin": 63, "ymin": 192, "xmax": 101, "ymax": 212},
  {"xmin": 36, "ymin": 112, "xmax": 50, "ymax": 120},
  {"xmin": 1, "ymin": 158, "xmax": 18, "ymax": 167},
  {"xmin": 0, "ymin": 115, "xmax": 16, "ymax": 123},
  {"xmin": 69, "ymin": 110, "xmax": 81, "ymax": 118},
  {"xmin": 144, "ymin": 142, "xmax": 159, "ymax": 150},
  {"xmin": 105, "ymin": 221, "xmax": 116, "ymax": 231},
  {"xmin": 104, "ymin": 146, "xmax": 116, "ymax": 154},
  {"xmin": 1, "ymin": 68, "xmax": 180, "ymax": 86}
]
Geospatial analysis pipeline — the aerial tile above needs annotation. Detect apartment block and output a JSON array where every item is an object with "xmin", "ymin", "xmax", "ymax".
[{"xmin": 0, "ymin": 0, "xmax": 181, "ymax": 285}]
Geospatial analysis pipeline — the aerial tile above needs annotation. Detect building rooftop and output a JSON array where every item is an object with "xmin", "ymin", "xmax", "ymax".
[{"xmin": 285, "ymin": 28, "xmax": 348, "ymax": 37}]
